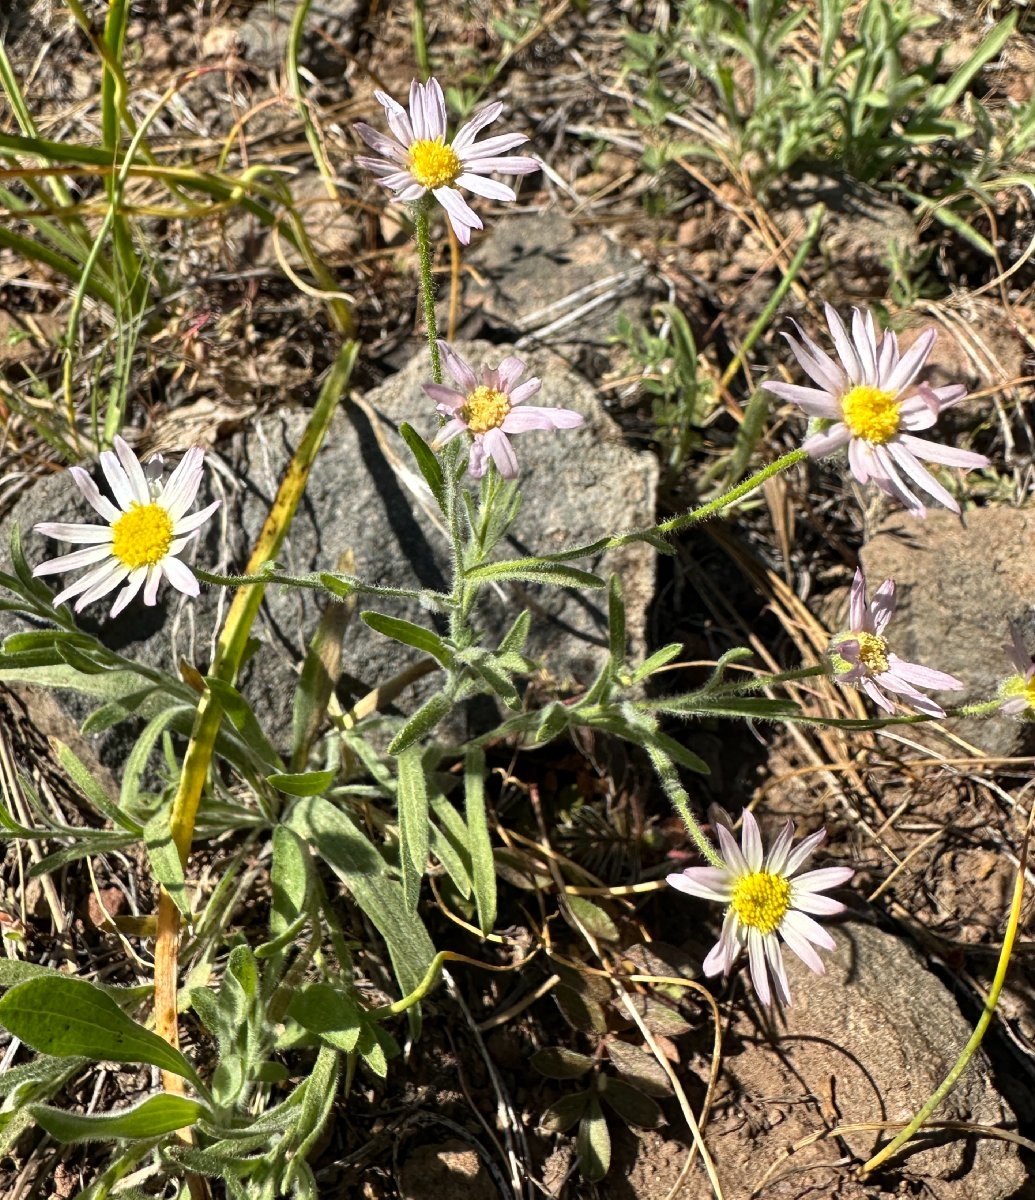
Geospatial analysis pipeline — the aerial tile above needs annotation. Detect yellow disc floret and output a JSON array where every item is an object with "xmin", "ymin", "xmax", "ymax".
[
  {"xmin": 731, "ymin": 871, "xmax": 792, "ymax": 936},
  {"xmin": 841, "ymin": 385, "xmax": 902, "ymax": 444},
  {"xmin": 111, "ymin": 503, "xmax": 174, "ymax": 569},
  {"xmin": 408, "ymin": 139, "xmax": 462, "ymax": 189},
  {"xmin": 461, "ymin": 385, "xmax": 511, "ymax": 434},
  {"xmin": 828, "ymin": 630, "xmax": 890, "ymax": 678}
]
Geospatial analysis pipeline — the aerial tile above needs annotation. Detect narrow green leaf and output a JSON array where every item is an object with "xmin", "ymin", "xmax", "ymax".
[
  {"xmin": 267, "ymin": 825, "xmax": 312, "ymax": 941},
  {"xmin": 0, "ymin": 978, "xmax": 197, "ymax": 1082},
  {"xmin": 30, "ymin": 1094, "xmax": 205, "ymax": 1142},
  {"xmin": 287, "ymin": 797, "xmax": 436, "ymax": 1011},
  {"xmin": 464, "ymin": 747, "xmax": 496, "ymax": 934},
  {"xmin": 397, "ymin": 746, "xmax": 429, "ymax": 913},
  {"xmin": 607, "ymin": 575, "xmax": 626, "ymax": 665},
  {"xmin": 387, "ymin": 690, "xmax": 452, "ymax": 755},
  {"xmin": 465, "ymin": 559, "xmax": 605, "ymax": 589},
  {"xmin": 205, "ymin": 677, "xmax": 284, "ymax": 771},
  {"xmin": 576, "ymin": 1098, "xmax": 611, "ymax": 1181},
  {"xmin": 266, "ymin": 770, "xmax": 335, "ymax": 797},
  {"xmin": 286, "ymin": 1043, "xmax": 341, "ymax": 1179},
  {"xmin": 144, "ymin": 810, "xmax": 191, "ymax": 921},
  {"xmin": 120, "ymin": 708, "xmax": 185, "ymax": 816},
  {"xmin": 461, "ymin": 650, "xmax": 520, "ymax": 708},
  {"xmin": 361, "ymin": 612, "xmax": 454, "ymax": 667},
  {"xmin": 52, "ymin": 739, "xmax": 142, "ymax": 834},
  {"xmin": 497, "ymin": 608, "xmax": 531, "ymax": 656},
  {"xmin": 630, "ymin": 643, "xmax": 684, "ymax": 684},
  {"xmin": 400, "ymin": 422, "xmax": 445, "ymax": 508}
]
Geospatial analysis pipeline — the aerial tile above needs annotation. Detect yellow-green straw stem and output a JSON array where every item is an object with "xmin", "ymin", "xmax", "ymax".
[{"xmin": 154, "ymin": 342, "xmax": 358, "ymax": 1081}]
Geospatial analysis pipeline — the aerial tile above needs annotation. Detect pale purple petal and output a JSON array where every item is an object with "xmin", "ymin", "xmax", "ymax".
[
  {"xmin": 99, "ymin": 451, "xmax": 135, "ymax": 511},
  {"xmin": 72, "ymin": 561, "xmax": 131, "ymax": 610},
  {"xmin": 33, "ymin": 521, "xmax": 112, "ymax": 545},
  {"xmin": 33, "ymin": 543, "xmax": 114, "ymax": 577},
  {"xmin": 455, "ymin": 173, "xmax": 517, "ymax": 201},
  {"xmin": 779, "ymin": 918, "xmax": 828, "ymax": 975},
  {"xmin": 456, "ymin": 128, "xmax": 525, "ymax": 157},
  {"xmin": 764, "ymin": 934, "xmax": 792, "ymax": 1006},
  {"xmin": 114, "ymin": 436, "xmax": 150, "ymax": 505},
  {"xmin": 434, "ymin": 418, "xmax": 468, "ymax": 447},
  {"xmin": 790, "ymin": 891, "xmax": 849, "ymax": 917},
  {"xmin": 501, "ymin": 406, "xmax": 583, "ymax": 433},
  {"xmin": 897, "ymin": 434, "xmax": 988, "ymax": 470},
  {"xmin": 508, "ymin": 378, "xmax": 543, "ymax": 406},
  {"xmin": 824, "ymin": 303, "xmax": 862, "ymax": 383},
  {"xmin": 782, "ymin": 908, "xmax": 838, "ymax": 952},
  {"xmin": 161, "ymin": 447, "xmax": 205, "ymax": 520},
  {"xmin": 861, "ymin": 676, "xmax": 896, "ymax": 713},
  {"xmin": 172, "ymin": 499, "xmax": 220, "ymax": 537},
  {"xmin": 740, "ymin": 809, "xmax": 764, "ymax": 872},
  {"xmin": 162, "ymin": 555, "xmax": 200, "ymax": 597},
  {"xmin": 783, "ymin": 323, "xmax": 845, "ymax": 394},
  {"xmin": 851, "ymin": 307, "xmax": 877, "ymax": 385},
  {"xmin": 438, "ymin": 340, "xmax": 478, "ymax": 392},
  {"xmin": 423, "ymin": 382, "xmax": 466, "ymax": 409},
  {"xmin": 883, "ymin": 657, "xmax": 963, "ymax": 691},
  {"xmin": 782, "ymin": 828, "xmax": 827, "ymax": 877},
  {"xmin": 869, "ymin": 578, "xmax": 896, "ymax": 636},
  {"xmin": 746, "ymin": 928, "xmax": 772, "ymax": 1007},
  {"xmin": 457, "ymin": 154, "xmax": 539, "ymax": 175},
  {"xmin": 761, "ymin": 381, "xmax": 842, "ymax": 418},
  {"xmin": 374, "ymin": 89, "xmax": 415, "ymax": 147},
  {"xmin": 68, "ymin": 467, "xmax": 121, "ymax": 522},
  {"xmin": 885, "ymin": 328, "xmax": 936, "ymax": 395},
  {"xmin": 666, "ymin": 868, "xmax": 733, "ymax": 903},
  {"xmin": 715, "ymin": 822, "xmax": 749, "ymax": 877},
  {"xmin": 451, "ymin": 102, "xmax": 504, "ymax": 151},
  {"xmin": 433, "ymin": 186, "xmax": 481, "ymax": 241},
  {"xmin": 791, "ymin": 864, "xmax": 854, "ymax": 895},
  {"xmin": 764, "ymin": 819, "xmax": 795, "ymax": 875},
  {"xmin": 868, "ymin": 444, "xmax": 927, "ymax": 516},
  {"xmin": 109, "ymin": 569, "xmax": 147, "ymax": 618},
  {"xmin": 353, "ymin": 124, "xmax": 407, "ymax": 162},
  {"xmin": 468, "ymin": 439, "xmax": 489, "ymax": 478},
  {"xmin": 802, "ymin": 425, "xmax": 851, "ymax": 457},
  {"xmin": 849, "ymin": 568, "xmax": 866, "ymax": 631},
  {"xmin": 495, "ymin": 356, "xmax": 527, "ymax": 393},
  {"xmin": 483, "ymin": 428, "xmax": 518, "ymax": 479},
  {"xmin": 886, "ymin": 441, "xmax": 960, "ymax": 512}
]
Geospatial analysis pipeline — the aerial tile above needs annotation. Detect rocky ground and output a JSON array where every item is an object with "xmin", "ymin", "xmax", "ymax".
[{"xmin": 1, "ymin": 1, "xmax": 1035, "ymax": 1198}]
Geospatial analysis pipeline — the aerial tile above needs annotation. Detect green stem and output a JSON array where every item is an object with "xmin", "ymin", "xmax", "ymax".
[
  {"xmin": 414, "ymin": 200, "xmax": 442, "ymax": 383},
  {"xmin": 861, "ymin": 795, "xmax": 1031, "ymax": 1176},
  {"xmin": 647, "ymin": 744, "xmax": 724, "ymax": 868}
]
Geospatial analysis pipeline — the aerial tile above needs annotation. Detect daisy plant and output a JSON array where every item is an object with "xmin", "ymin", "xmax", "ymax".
[
  {"xmin": 763, "ymin": 304, "xmax": 987, "ymax": 517},
  {"xmin": 826, "ymin": 568, "xmax": 964, "ymax": 717},
  {"xmin": 32, "ymin": 435, "xmax": 219, "ymax": 617},
  {"xmin": 667, "ymin": 809, "xmax": 854, "ymax": 1007},
  {"xmin": 424, "ymin": 341, "xmax": 584, "ymax": 479},
  {"xmin": 355, "ymin": 77, "xmax": 538, "ymax": 382}
]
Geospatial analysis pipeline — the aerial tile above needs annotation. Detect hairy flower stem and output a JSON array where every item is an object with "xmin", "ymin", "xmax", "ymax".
[
  {"xmin": 153, "ymin": 342, "xmax": 358, "ymax": 1089},
  {"xmin": 414, "ymin": 200, "xmax": 442, "ymax": 384}
]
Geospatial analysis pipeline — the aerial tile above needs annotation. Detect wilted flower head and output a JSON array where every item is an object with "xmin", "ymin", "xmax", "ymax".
[
  {"xmin": 667, "ymin": 809, "xmax": 854, "ymax": 1007},
  {"xmin": 33, "ymin": 436, "xmax": 219, "ymax": 617},
  {"xmin": 423, "ymin": 341, "xmax": 584, "ymax": 479},
  {"xmin": 826, "ymin": 567, "xmax": 963, "ymax": 717},
  {"xmin": 762, "ymin": 304, "xmax": 987, "ymax": 517},
  {"xmin": 354, "ymin": 77, "xmax": 539, "ymax": 245},
  {"xmin": 997, "ymin": 628, "xmax": 1035, "ymax": 718}
]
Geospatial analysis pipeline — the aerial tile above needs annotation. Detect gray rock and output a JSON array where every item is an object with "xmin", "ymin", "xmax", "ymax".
[
  {"xmin": 710, "ymin": 923, "xmax": 1027, "ymax": 1198},
  {"xmin": 859, "ymin": 507, "xmax": 1035, "ymax": 757},
  {"xmin": 236, "ymin": 0, "xmax": 363, "ymax": 79},
  {"xmin": 459, "ymin": 210, "xmax": 658, "ymax": 379},
  {"xmin": 0, "ymin": 342, "xmax": 658, "ymax": 754}
]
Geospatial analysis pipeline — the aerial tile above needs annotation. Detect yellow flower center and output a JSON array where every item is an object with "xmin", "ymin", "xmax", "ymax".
[
  {"xmin": 1000, "ymin": 674, "xmax": 1035, "ymax": 712},
  {"xmin": 731, "ymin": 871, "xmax": 792, "ymax": 936},
  {"xmin": 111, "ymin": 503, "xmax": 174, "ymax": 569},
  {"xmin": 461, "ymin": 385, "xmax": 511, "ymax": 434},
  {"xmin": 408, "ymin": 139, "xmax": 462, "ymax": 189},
  {"xmin": 829, "ymin": 631, "xmax": 890, "ymax": 677},
  {"xmin": 841, "ymin": 385, "xmax": 902, "ymax": 444}
]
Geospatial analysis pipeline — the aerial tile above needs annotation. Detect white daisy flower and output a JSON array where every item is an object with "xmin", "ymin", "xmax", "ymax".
[
  {"xmin": 354, "ymin": 77, "xmax": 539, "ymax": 245},
  {"xmin": 33, "ymin": 436, "xmax": 219, "ymax": 618},
  {"xmin": 667, "ymin": 810, "xmax": 854, "ymax": 1007},
  {"xmin": 762, "ymin": 304, "xmax": 988, "ymax": 517}
]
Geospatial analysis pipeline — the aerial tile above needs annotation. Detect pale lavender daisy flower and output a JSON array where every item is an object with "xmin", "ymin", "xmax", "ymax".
[
  {"xmin": 33, "ymin": 436, "xmax": 220, "ymax": 617},
  {"xmin": 827, "ymin": 567, "xmax": 963, "ymax": 717},
  {"xmin": 667, "ymin": 809, "xmax": 854, "ymax": 1007},
  {"xmin": 354, "ymin": 77, "xmax": 539, "ymax": 245},
  {"xmin": 762, "ymin": 304, "xmax": 987, "ymax": 517},
  {"xmin": 423, "ymin": 341, "xmax": 584, "ymax": 479},
  {"xmin": 996, "ymin": 627, "xmax": 1035, "ymax": 718}
]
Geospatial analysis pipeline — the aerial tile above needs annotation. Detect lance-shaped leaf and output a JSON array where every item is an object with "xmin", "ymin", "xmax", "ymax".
[
  {"xmin": 0, "ymin": 977, "xmax": 198, "ymax": 1083},
  {"xmin": 30, "ymin": 1094, "xmax": 206, "ymax": 1142}
]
